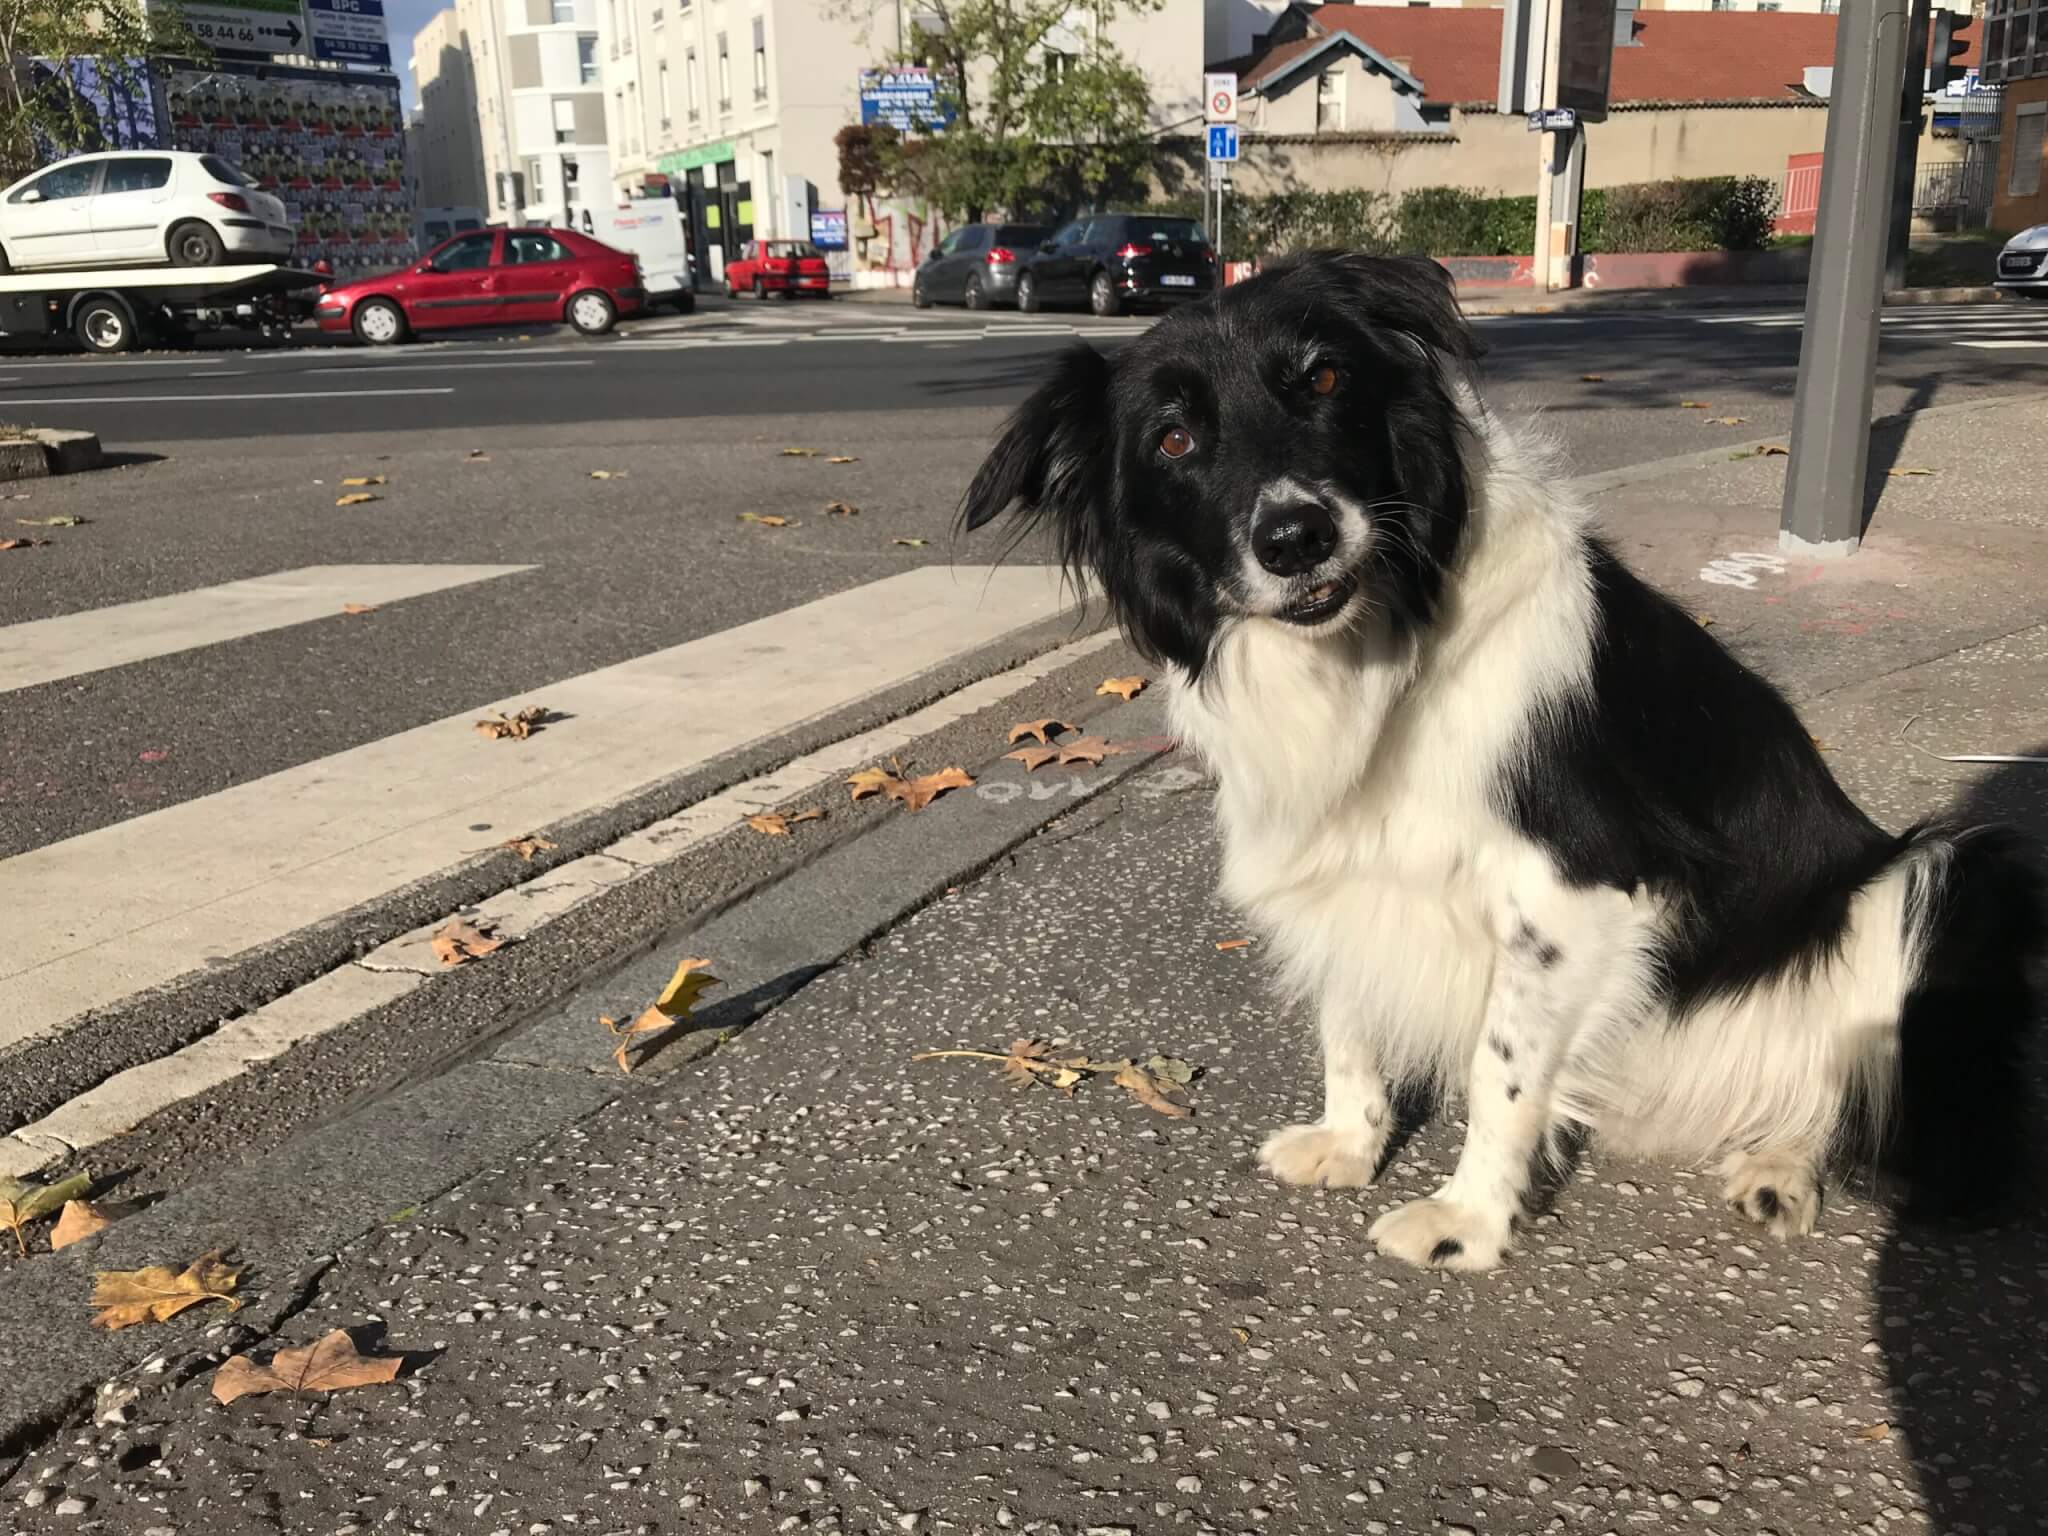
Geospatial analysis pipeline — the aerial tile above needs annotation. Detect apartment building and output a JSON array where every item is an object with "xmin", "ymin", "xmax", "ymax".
[
  {"xmin": 445, "ymin": 0, "xmax": 613, "ymax": 225},
  {"xmin": 411, "ymin": 7, "xmax": 490, "ymax": 209}
]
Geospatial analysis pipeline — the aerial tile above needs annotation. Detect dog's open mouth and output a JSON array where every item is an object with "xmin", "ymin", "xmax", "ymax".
[{"xmin": 1279, "ymin": 571, "xmax": 1359, "ymax": 625}]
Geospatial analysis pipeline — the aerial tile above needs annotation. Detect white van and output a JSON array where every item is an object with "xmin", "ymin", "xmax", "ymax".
[
  {"xmin": 577, "ymin": 200, "xmax": 694, "ymax": 312},
  {"xmin": 412, "ymin": 206, "xmax": 485, "ymax": 251}
]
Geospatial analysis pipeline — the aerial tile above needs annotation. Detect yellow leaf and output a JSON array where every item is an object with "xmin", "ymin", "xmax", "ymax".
[
  {"xmin": 1679, "ymin": 400, "xmax": 1710, "ymax": 409},
  {"xmin": 604, "ymin": 957, "xmax": 721, "ymax": 1071},
  {"xmin": 50, "ymin": 1199, "xmax": 116, "ymax": 1252},
  {"xmin": 846, "ymin": 766, "xmax": 898, "ymax": 803},
  {"xmin": 827, "ymin": 455, "xmax": 859, "ymax": 464},
  {"xmin": 90, "ymin": 1251, "xmax": 243, "ymax": 1330},
  {"xmin": 335, "ymin": 492, "xmax": 380, "ymax": 506},
  {"xmin": 430, "ymin": 919, "xmax": 505, "ymax": 967},
  {"xmin": 1887, "ymin": 466, "xmax": 1936, "ymax": 477},
  {"xmin": 339, "ymin": 475, "xmax": 386, "ymax": 487},
  {"xmin": 893, "ymin": 537, "xmax": 929, "ymax": 547},
  {"xmin": 0, "ymin": 1172, "xmax": 92, "ymax": 1255},
  {"xmin": 212, "ymin": 1328, "xmax": 403, "ymax": 1405},
  {"xmin": 1096, "ymin": 676, "xmax": 1147, "ymax": 701},
  {"xmin": 739, "ymin": 512, "xmax": 794, "ymax": 527},
  {"xmin": 781, "ymin": 446, "xmax": 819, "ymax": 457},
  {"xmin": 589, "ymin": 469, "xmax": 625, "ymax": 480}
]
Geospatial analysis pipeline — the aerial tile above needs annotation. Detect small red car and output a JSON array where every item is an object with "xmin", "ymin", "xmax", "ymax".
[
  {"xmin": 315, "ymin": 225, "xmax": 646, "ymax": 344},
  {"xmin": 724, "ymin": 239, "xmax": 831, "ymax": 299}
]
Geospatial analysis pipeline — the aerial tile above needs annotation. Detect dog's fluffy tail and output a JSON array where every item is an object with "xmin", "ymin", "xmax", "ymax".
[{"xmin": 1858, "ymin": 823, "xmax": 2047, "ymax": 1218}]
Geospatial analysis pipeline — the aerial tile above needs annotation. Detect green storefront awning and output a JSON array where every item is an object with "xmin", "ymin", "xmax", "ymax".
[{"xmin": 657, "ymin": 141, "xmax": 737, "ymax": 175}]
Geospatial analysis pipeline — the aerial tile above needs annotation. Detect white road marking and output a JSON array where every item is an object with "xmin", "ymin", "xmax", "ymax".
[
  {"xmin": 0, "ymin": 354, "xmax": 231, "ymax": 367},
  {"xmin": 1953, "ymin": 338, "xmax": 2048, "ymax": 349},
  {"xmin": 0, "ymin": 626, "xmax": 1122, "ymax": 1180},
  {"xmin": 14, "ymin": 387, "xmax": 457, "ymax": 404},
  {"xmin": 0, "ymin": 564, "xmax": 535, "ymax": 695},
  {"xmin": 0, "ymin": 565, "xmax": 1076, "ymax": 1048},
  {"xmin": 289, "ymin": 359, "xmax": 597, "ymax": 374}
]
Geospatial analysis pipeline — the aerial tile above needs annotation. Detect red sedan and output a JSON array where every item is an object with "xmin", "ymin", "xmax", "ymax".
[
  {"xmin": 315, "ymin": 226, "xmax": 646, "ymax": 344},
  {"xmin": 724, "ymin": 239, "xmax": 831, "ymax": 299}
]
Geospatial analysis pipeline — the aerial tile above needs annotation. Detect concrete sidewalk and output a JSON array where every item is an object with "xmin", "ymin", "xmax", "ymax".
[{"xmin": 9, "ymin": 404, "xmax": 2048, "ymax": 1535}]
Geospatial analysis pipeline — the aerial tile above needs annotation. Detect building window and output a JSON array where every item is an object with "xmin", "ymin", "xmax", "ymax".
[
  {"xmin": 2012, "ymin": 103, "xmax": 2047, "ymax": 197},
  {"xmin": 1819, "ymin": 0, "xmax": 1838, "ymax": 12},
  {"xmin": 1757, "ymin": 2, "xmax": 1782, "ymax": 11},
  {"xmin": 686, "ymin": 47, "xmax": 700, "ymax": 118},
  {"xmin": 652, "ymin": 5, "xmax": 663, "ymax": 25},
  {"xmin": 553, "ymin": 96, "xmax": 576, "ymax": 144},
  {"xmin": 528, "ymin": 158, "xmax": 546, "ymax": 201},
  {"xmin": 552, "ymin": 0, "xmax": 574, "ymax": 19},
  {"xmin": 627, "ymin": 79, "xmax": 639, "ymax": 152},
  {"xmin": 717, "ymin": 32, "xmax": 731, "ymax": 108},
  {"xmin": 659, "ymin": 59, "xmax": 672, "ymax": 125},
  {"xmin": 1316, "ymin": 68, "xmax": 1345, "ymax": 131},
  {"xmin": 1045, "ymin": 50, "xmax": 1073, "ymax": 86},
  {"xmin": 752, "ymin": 16, "xmax": 768, "ymax": 99},
  {"xmin": 578, "ymin": 35, "xmax": 598, "ymax": 83},
  {"xmin": 563, "ymin": 155, "xmax": 582, "ymax": 203}
]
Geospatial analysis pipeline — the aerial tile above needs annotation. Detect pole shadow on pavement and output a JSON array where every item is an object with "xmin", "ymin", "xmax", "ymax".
[{"xmin": 1878, "ymin": 748, "xmax": 2048, "ymax": 1525}]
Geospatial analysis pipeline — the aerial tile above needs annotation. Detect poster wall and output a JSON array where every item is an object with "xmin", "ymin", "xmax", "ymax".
[{"xmin": 163, "ymin": 66, "xmax": 414, "ymax": 277}]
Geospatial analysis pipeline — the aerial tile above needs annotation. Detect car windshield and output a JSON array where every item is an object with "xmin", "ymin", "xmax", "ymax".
[
  {"xmin": 199, "ymin": 154, "xmax": 256, "ymax": 188},
  {"xmin": 1121, "ymin": 217, "xmax": 1206, "ymax": 245},
  {"xmin": 765, "ymin": 242, "xmax": 821, "ymax": 259}
]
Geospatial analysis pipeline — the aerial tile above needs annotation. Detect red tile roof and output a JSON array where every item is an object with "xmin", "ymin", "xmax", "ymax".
[{"xmin": 1248, "ymin": 7, "xmax": 1981, "ymax": 110}]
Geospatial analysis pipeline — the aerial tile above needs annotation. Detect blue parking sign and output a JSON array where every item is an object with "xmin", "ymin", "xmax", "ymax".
[{"xmin": 1206, "ymin": 124, "xmax": 1239, "ymax": 162}]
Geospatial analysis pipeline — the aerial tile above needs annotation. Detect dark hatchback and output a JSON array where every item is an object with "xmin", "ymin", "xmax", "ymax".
[
  {"xmin": 912, "ymin": 222, "xmax": 1049, "ymax": 310},
  {"xmin": 1017, "ymin": 214, "xmax": 1216, "ymax": 316}
]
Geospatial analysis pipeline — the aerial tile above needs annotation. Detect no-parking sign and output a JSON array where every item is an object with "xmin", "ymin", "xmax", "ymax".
[{"xmin": 1204, "ymin": 72, "xmax": 1238, "ymax": 124}]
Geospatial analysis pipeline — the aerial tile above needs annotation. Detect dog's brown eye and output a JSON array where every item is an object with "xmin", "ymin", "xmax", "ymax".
[
  {"xmin": 1160, "ymin": 426, "xmax": 1195, "ymax": 460},
  {"xmin": 1312, "ymin": 365, "xmax": 1339, "ymax": 396}
]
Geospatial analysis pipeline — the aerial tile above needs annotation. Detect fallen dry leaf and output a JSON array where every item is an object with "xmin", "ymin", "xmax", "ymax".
[
  {"xmin": 891, "ymin": 766, "xmax": 974, "ymax": 811},
  {"xmin": 1145, "ymin": 1054, "xmax": 1195, "ymax": 1086},
  {"xmin": 846, "ymin": 766, "xmax": 898, "ymax": 802},
  {"xmin": 430, "ymin": 918, "xmax": 505, "ymax": 967},
  {"xmin": 745, "ymin": 808, "xmax": 824, "ymax": 836},
  {"xmin": 90, "ymin": 1251, "xmax": 243, "ymax": 1330},
  {"xmin": 1097, "ymin": 676, "xmax": 1148, "ymax": 701},
  {"xmin": 781, "ymin": 446, "xmax": 819, "ymax": 457},
  {"xmin": 464, "ymin": 448, "xmax": 489, "ymax": 462},
  {"xmin": 0, "ymin": 537, "xmax": 48, "ymax": 550},
  {"xmin": 0, "ymin": 1172, "xmax": 92, "ymax": 1255},
  {"xmin": 589, "ymin": 469, "xmax": 624, "ymax": 480},
  {"xmin": 340, "ymin": 602, "xmax": 377, "ymax": 616},
  {"xmin": 1579, "ymin": 373, "xmax": 1605, "ymax": 382},
  {"xmin": 334, "ymin": 492, "xmax": 380, "ymax": 507},
  {"xmin": 16, "ymin": 514, "xmax": 85, "ymax": 527},
  {"xmin": 1697, "ymin": 614, "xmax": 1716, "ymax": 628},
  {"xmin": 501, "ymin": 834, "xmax": 557, "ymax": 861},
  {"xmin": 1759, "ymin": 443, "xmax": 1790, "ymax": 456},
  {"xmin": 1856, "ymin": 1421, "xmax": 1891, "ymax": 1442},
  {"xmin": 1887, "ymin": 466, "xmax": 1936, "ymax": 477},
  {"xmin": 601, "ymin": 956, "xmax": 720, "ymax": 1072},
  {"xmin": 474, "ymin": 705, "xmax": 551, "ymax": 741},
  {"xmin": 824, "ymin": 500, "xmax": 859, "ymax": 516},
  {"xmin": 212, "ymin": 1328, "xmax": 403, "ymax": 1405},
  {"xmin": 1215, "ymin": 938, "xmax": 1254, "ymax": 952},
  {"xmin": 50, "ymin": 1199, "xmax": 118, "ymax": 1251},
  {"xmin": 1679, "ymin": 400, "xmax": 1710, "ymax": 409},
  {"xmin": 1114, "ymin": 1060, "xmax": 1192, "ymax": 1118},
  {"xmin": 1712, "ymin": 416, "xmax": 1749, "ymax": 426},
  {"xmin": 892, "ymin": 537, "xmax": 929, "ymax": 548},
  {"xmin": 1057, "ymin": 736, "xmax": 1113, "ymax": 766},
  {"xmin": 738, "ymin": 511, "xmax": 794, "ymax": 527},
  {"xmin": 1810, "ymin": 735, "xmax": 1832, "ymax": 753},
  {"xmin": 1005, "ymin": 745, "xmax": 1060, "ymax": 772},
  {"xmin": 339, "ymin": 475, "xmax": 386, "ymax": 487},
  {"xmin": 1007, "ymin": 719, "xmax": 1074, "ymax": 746},
  {"xmin": 827, "ymin": 455, "xmax": 859, "ymax": 464}
]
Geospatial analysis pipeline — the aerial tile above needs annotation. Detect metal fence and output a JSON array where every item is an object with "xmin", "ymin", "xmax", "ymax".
[{"xmin": 1914, "ymin": 156, "xmax": 1997, "ymax": 229}]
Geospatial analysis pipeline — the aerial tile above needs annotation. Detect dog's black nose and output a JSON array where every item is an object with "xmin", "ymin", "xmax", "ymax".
[{"xmin": 1252, "ymin": 500, "xmax": 1338, "ymax": 576}]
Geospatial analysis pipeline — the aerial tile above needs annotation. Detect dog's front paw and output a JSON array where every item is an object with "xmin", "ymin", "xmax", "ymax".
[
  {"xmin": 1720, "ymin": 1151, "xmax": 1821, "ymax": 1240},
  {"xmin": 1258, "ymin": 1122, "xmax": 1386, "ymax": 1188},
  {"xmin": 1368, "ymin": 1196, "xmax": 1512, "ymax": 1272}
]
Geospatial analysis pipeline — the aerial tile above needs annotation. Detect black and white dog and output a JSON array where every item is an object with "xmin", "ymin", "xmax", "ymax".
[{"xmin": 959, "ymin": 252, "xmax": 2044, "ymax": 1271}]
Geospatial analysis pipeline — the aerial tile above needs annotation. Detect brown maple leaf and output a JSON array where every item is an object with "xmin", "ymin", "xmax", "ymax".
[
  {"xmin": 1679, "ymin": 400, "xmax": 1710, "ymax": 409},
  {"xmin": 1056, "ymin": 736, "xmax": 1112, "ymax": 766},
  {"xmin": 601, "ymin": 957, "xmax": 720, "ymax": 1072},
  {"xmin": 501, "ymin": 834, "xmax": 557, "ymax": 861},
  {"xmin": 475, "ymin": 705, "xmax": 551, "ymax": 741},
  {"xmin": 1758, "ymin": 443, "xmax": 1790, "ymax": 456},
  {"xmin": 339, "ymin": 475, "xmax": 387, "ymax": 487},
  {"xmin": 846, "ymin": 766, "xmax": 898, "ymax": 803},
  {"xmin": 1096, "ymin": 676, "xmax": 1147, "ymax": 701},
  {"xmin": 1001, "ymin": 1038, "xmax": 1054, "ymax": 1084},
  {"xmin": 430, "ymin": 918, "xmax": 505, "ymax": 967},
  {"xmin": 1005, "ymin": 745, "xmax": 1059, "ymax": 772},
  {"xmin": 50, "ymin": 1199, "xmax": 117, "ymax": 1252},
  {"xmin": 334, "ymin": 492, "xmax": 380, "ymax": 506},
  {"xmin": 1006, "ymin": 719, "xmax": 1074, "ymax": 745},
  {"xmin": 738, "ymin": 512, "xmax": 794, "ymax": 527},
  {"xmin": 1114, "ymin": 1060, "xmax": 1193, "ymax": 1118},
  {"xmin": 212, "ymin": 1328, "xmax": 403, "ymax": 1405},
  {"xmin": 90, "ymin": 1251, "xmax": 244, "ymax": 1330},
  {"xmin": 886, "ymin": 766, "xmax": 974, "ymax": 811},
  {"xmin": 746, "ymin": 808, "xmax": 824, "ymax": 836},
  {"xmin": 340, "ymin": 602, "xmax": 377, "ymax": 616}
]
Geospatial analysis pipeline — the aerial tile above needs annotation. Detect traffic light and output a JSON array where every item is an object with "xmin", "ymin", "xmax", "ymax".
[{"xmin": 1931, "ymin": 10, "xmax": 1972, "ymax": 92}]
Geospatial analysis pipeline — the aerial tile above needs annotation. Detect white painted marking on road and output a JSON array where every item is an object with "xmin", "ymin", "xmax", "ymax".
[
  {"xmin": 0, "ymin": 566, "xmax": 1077, "ymax": 1048},
  {"xmin": 0, "ymin": 564, "xmax": 535, "ymax": 695},
  {"xmin": 1, "ymin": 354, "xmax": 230, "ymax": 367},
  {"xmin": 14, "ymin": 387, "xmax": 457, "ymax": 404},
  {"xmin": 0, "ymin": 625, "xmax": 1123, "ymax": 1179},
  {"xmin": 884, "ymin": 330, "xmax": 987, "ymax": 342},
  {"xmin": 1953, "ymin": 338, "xmax": 2048, "ymax": 349},
  {"xmin": 293, "ymin": 359, "xmax": 598, "ymax": 374}
]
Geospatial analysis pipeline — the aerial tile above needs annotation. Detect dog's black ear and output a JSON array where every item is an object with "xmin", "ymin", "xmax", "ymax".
[
  {"xmin": 1294, "ymin": 250, "xmax": 1481, "ymax": 367},
  {"xmin": 958, "ymin": 344, "xmax": 1112, "ymax": 535}
]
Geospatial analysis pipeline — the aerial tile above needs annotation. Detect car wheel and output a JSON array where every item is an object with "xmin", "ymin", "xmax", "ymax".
[
  {"xmin": 911, "ymin": 276, "xmax": 932, "ymax": 309},
  {"xmin": 753, "ymin": 276, "xmax": 767, "ymax": 300},
  {"xmin": 167, "ymin": 220, "xmax": 226, "ymax": 267},
  {"xmin": 1017, "ymin": 272, "xmax": 1040, "ymax": 314},
  {"xmin": 351, "ymin": 297, "xmax": 408, "ymax": 346},
  {"xmin": 567, "ymin": 288, "xmax": 618, "ymax": 336},
  {"xmin": 1089, "ymin": 270, "xmax": 1122, "ymax": 318},
  {"xmin": 964, "ymin": 272, "xmax": 990, "ymax": 311},
  {"xmin": 74, "ymin": 296, "xmax": 138, "ymax": 354}
]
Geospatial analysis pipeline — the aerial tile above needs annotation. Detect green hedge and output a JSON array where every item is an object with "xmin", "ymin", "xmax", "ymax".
[{"xmin": 1159, "ymin": 176, "xmax": 1777, "ymax": 263}]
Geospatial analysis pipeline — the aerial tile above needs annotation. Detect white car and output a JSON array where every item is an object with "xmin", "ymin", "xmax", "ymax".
[
  {"xmin": 1996, "ymin": 224, "xmax": 2048, "ymax": 293},
  {"xmin": 0, "ymin": 150, "xmax": 293, "ymax": 274}
]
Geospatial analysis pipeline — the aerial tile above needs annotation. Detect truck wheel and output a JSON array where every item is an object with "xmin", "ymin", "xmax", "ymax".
[
  {"xmin": 168, "ymin": 220, "xmax": 226, "ymax": 267},
  {"xmin": 351, "ymin": 298, "xmax": 408, "ymax": 346},
  {"xmin": 567, "ymin": 288, "xmax": 617, "ymax": 336},
  {"xmin": 75, "ymin": 296, "xmax": 138, "ymax": 354}
]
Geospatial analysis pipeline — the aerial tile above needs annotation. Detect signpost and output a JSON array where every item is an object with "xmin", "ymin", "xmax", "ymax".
[
  {"xmin": 178, "ymin": 0, "xmax": 309, "ymax": 56},
  {"xmin": 306, "ymin": 0, "xmax": 391, "ymax": 68},
  {"xmin": 858, "ymin": 68, "xmax": 954, "ymax": 134},
  {"xmin": 1203, "ymin": 72, "xmax": 1238, "ymax": 123},
  {"xmin": 1205, "ymin": 73, "xmax": 1237, "ymax": 285}
]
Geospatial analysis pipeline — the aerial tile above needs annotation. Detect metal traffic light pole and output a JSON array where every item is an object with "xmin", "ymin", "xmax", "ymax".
[
  {"xmin": 1781, "ymin": 0, "xmax": 1912, "ymax": 559},
  {"xmin": 1885, "ymin": 0, "xmax": 1934, "ymax": 292}
]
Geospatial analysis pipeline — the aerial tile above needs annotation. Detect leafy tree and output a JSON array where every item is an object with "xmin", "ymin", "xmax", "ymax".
[
  {"xmin": 0, "ymin": 2, "xmax": 204, "ymax": 184},
  {"xmin": 844, "ymin": 0, "xmax": 1163, "ymax": 221}
]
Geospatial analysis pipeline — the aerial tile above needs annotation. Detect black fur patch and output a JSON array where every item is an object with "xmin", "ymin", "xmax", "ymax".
[
  {"xmin": 1506, "ymin": 1084, "xmax": 1522, "ymax": 1102},
  {"xmin": 1428, "ymin": 1237, "xmax": 1463, "ymax": 1264},
  {"xmin": 1754, "ymin": 1186, "xmax": 1781, "ymax": 1220},
  {"xmin": 1489, "ymin": 1034, "xmax": 1514, "ymax": 1064}
]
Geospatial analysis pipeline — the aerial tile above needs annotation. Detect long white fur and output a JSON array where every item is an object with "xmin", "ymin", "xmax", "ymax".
[{"xmin": 1167, "ymin": 405, "xmax": 1932, "ymax": 1269}]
